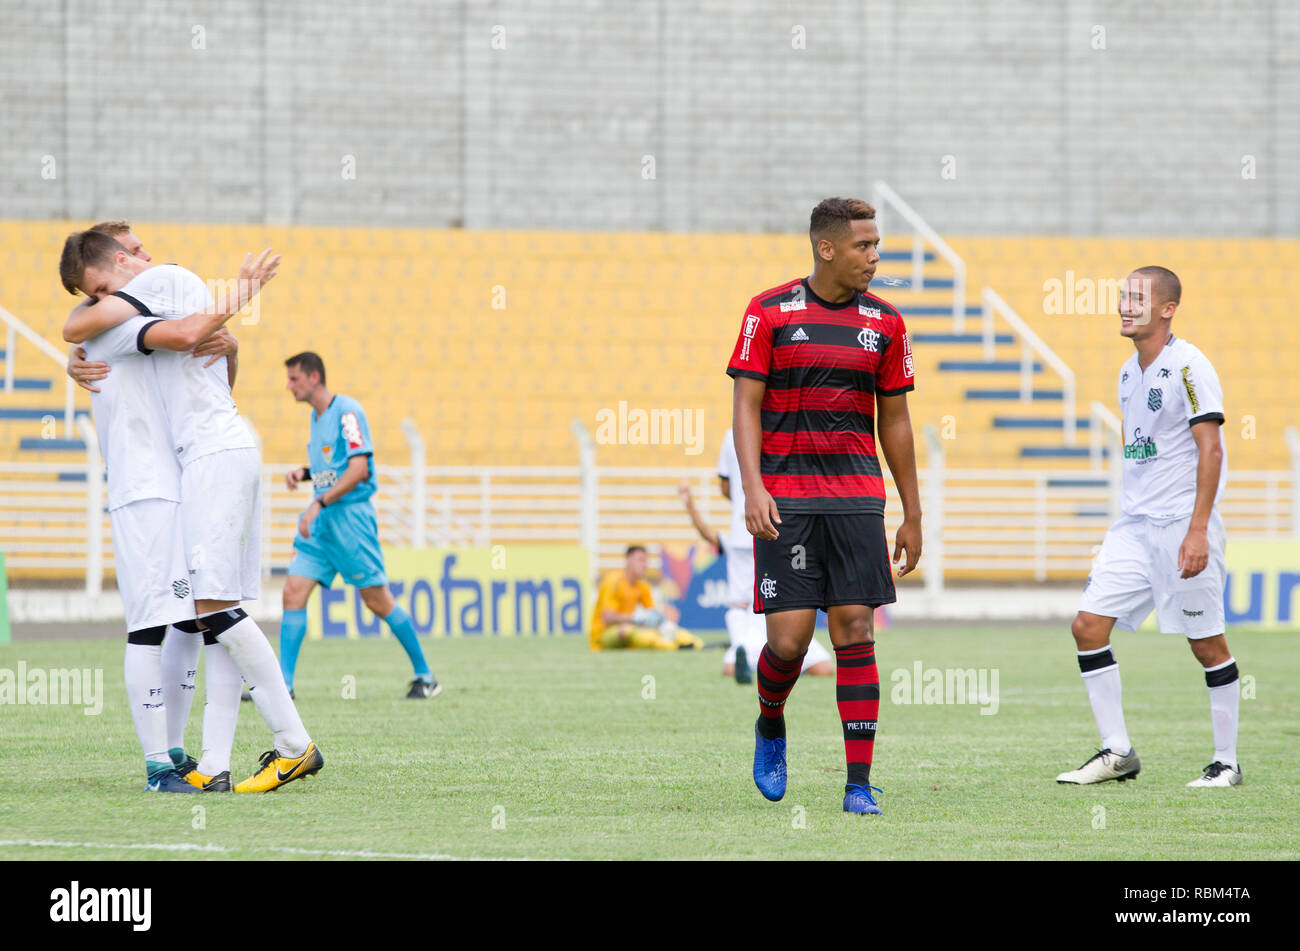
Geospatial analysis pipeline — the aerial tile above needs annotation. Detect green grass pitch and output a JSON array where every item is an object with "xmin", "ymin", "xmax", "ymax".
[{"xmin": 0, "ymin": 624, "xmax": 1296, "ymax": 860}]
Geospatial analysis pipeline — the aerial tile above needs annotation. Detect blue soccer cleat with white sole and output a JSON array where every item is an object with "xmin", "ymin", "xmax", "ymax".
[
  {"xmin": 843, "ymin": 783, "xmax": 883, "ymax": 814},
  {"xmin": 753, "ymin": 718, "xmax": 787, "ymax": 802}
]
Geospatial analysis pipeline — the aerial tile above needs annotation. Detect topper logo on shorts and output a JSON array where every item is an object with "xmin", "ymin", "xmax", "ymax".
[{"xmin": 49, "ymin": 881, "xmax": 151, "ymax": 931}]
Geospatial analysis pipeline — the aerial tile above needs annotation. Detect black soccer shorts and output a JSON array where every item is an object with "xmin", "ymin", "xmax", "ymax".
[{"xmin": 753, "ymin": 512, "xmax": 897, "ymax": 614}]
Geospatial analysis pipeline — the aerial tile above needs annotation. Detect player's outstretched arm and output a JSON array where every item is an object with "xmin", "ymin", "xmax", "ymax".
[
  {"xmin": 678, "ymin": 480, "xmax": 720, "ymax": 549},
  {"xmin": 733, "ymin": 376, "xmax": 780, "ymax": 540},
  {"xmin": 139, "ymin": 250, "xmax": 280, "ymax": 353},
  {"xmin": 877, "ymin": 391, "xmax": 923, "ymax": 577}
]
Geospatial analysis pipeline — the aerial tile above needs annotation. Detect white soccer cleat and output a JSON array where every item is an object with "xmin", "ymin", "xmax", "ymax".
[
  {"xmin": 1056, "ymin": 747, "xmax": 1141, "ymax": 784},
  {"xmin": 1186, "ymin": 761, "xmax": 1243, "ymax": 787}
]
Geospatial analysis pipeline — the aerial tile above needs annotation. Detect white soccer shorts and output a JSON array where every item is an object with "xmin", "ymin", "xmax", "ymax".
[
  {"xmin": 180, "ymin": 447, "xmax": 262, "ymax": 603},
  {"xmin": 1078, "ymin": 511, "xmax": 1226, "ymax": 638},
  {"xmin": 109, "ymin": 498, "xmax": 195, "ymax": 631},
  {"xmin": 723, "ymin": 606, "xmax": 832, "ymax": 671}
]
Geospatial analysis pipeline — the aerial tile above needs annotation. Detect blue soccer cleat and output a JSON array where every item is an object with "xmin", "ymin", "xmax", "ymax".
[
  {"xmin": 843, "ymin": 783, "xmax": 883, "ymax": 814},
  {"xmin": 753, "ymin": 718, "xmax": 787, "ymax": 802},
  {"xmin": 144, "ymin": 768, "xmax": 202, "ymax": 793}
]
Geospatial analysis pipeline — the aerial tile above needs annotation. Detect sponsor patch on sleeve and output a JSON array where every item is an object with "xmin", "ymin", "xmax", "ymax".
[
  {"xmin": 341, "ymin": 412, "xmax": 365, "ymax": 450},
  {"xmin": 1180, "ymin": 365, "xmax": 1200, "ymax": 414}
]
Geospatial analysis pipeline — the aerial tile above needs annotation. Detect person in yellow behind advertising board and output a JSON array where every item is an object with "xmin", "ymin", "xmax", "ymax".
[{"xmin": 590, "ymin": 546, "xmax": 703, "ymax": 651}]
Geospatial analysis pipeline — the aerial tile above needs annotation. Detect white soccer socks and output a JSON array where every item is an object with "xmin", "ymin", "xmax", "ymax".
[
  {"xmin": 200, "ymin": 608, "xmax": 311, "ymax": 758},
  {"xmin": 1077, "ymin": 646, "xmax": 1132, "ymax": 755},
  {"xmin": 1204, "ymin": 657, "xmax": 1240, "ymax": 770}
]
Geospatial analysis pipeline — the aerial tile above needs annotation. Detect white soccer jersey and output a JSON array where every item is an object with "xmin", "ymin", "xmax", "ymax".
[
  {"xmin": 82, "ymin": 314, "xmax": 182, "ymax": 511},
  {"xmin": 113, "ymin": 264, "xmax": 256, "ymax": 466},
  {"xmin": 717, "ymin": 429, "xmax": 754, "ymax": 606},
  {"xmin": 1117, "ymin": 336, "xmax": 1226, "ymax": 520}
]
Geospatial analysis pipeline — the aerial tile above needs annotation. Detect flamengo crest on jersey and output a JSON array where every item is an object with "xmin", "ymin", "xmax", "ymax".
[
  {"xmin": 1116, "ymin": 336, "xmax": 1226, "ymax": 520},
  {"xmin": 113, "ymin": 265, "xmax": 256, "ymax": 465}
]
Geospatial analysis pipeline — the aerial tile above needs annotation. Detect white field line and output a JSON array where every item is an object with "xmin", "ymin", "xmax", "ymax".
[{"xmin": 0, "ymin": 839, "xmax": 536, "ymax": 861}]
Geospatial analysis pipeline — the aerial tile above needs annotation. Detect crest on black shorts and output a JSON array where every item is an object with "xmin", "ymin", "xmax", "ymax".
[
  {"xmin": 1147, "ymin": 387, "xmax": 1162, "ymax": 411},
  {"xmin": 172, "ymin": 578, "xmax": 190, "ymax": 599}
]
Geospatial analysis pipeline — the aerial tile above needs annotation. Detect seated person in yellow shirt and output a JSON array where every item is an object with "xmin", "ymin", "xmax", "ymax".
[{"xmin": 590, "ymin": 546, "xmax": 703, "ymax": 650}]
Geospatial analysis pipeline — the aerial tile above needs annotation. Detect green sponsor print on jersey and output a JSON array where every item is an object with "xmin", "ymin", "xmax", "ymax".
[
  {"xmin": 1124, "ymin": 428, "xmax": 1158, "ymax": 460},
  {"xmin": 1181, "ymin": 365, "xmax": 1200, "ymax": 413}
]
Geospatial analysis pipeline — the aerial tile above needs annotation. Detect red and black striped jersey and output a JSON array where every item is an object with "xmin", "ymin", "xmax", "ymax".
[{"xmin": 726, "ymin": 277, "xmax": 915, "ymax": 515}]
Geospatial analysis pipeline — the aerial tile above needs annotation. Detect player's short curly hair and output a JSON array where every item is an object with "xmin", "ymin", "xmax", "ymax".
[
  {"xmin": 809, "ymin": 197, "xmax": 876, "ymax": 245},
  {"xmin": 58, "ymin": 230, "xmax": 127, "ymax": 295},
  {"xmin": 285, "ymin": 351, "xmax": 326, "ymax": 386}
]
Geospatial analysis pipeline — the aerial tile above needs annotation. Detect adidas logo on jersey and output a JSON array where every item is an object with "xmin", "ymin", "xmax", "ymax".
[{"xmin": 791, "ymin": 327, "xmax": 809, "ymax": 342}]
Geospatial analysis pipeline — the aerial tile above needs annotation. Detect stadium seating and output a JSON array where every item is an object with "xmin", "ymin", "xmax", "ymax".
[{"xmin": 3, "ymin": 220, "xmax": 1298, "ymax": 579}]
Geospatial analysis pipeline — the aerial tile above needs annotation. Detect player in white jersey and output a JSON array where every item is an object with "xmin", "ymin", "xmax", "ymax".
[
  {"xmin": 61, "ymin": 231, "xmax": 324, "ymax": 793},
  {"xmin": 64, "ymin": 223, "xmax": 243, "ymax": 791},
  {"xmin": 678, "ymin": 428, "xmax": 833, "ymax": 683},
  {"xmin": 1057, "ymin": 266, "xmax": 1241, "ymax": 788}
]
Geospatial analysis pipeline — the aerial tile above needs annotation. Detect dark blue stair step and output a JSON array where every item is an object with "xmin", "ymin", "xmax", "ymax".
[
  {"xmin": 940, "ymin": 360, "xmax": 1043, "ymax": 372},
  {"xmin": 904, "ymin": 304, "xmax": 985, "ymax": 316},
  {"xmin": 1048, "ymin": 478, "xmax": 1109, "ymax": 488},
  {"xmin": 874, "ymin": 276, "xmax": 955, "ymax": 290},
  {"xmin": 1021, "ymin": 446, "xmax": 1105, "ymax": 459},
  {"xmin": 1, "ymin": 378, "xmax": 53, "ymax": 390},
  {"xmin": 993, "ymin": 416, "xmax": 1092, "ymax": 429},
  {"xmin": 19, "ymin": 437, "xmax": 86, "ymax": 451},
  {"xmin": 0, "ymin": 408, "xmax": 90, "ymax": 420},
  {"xmin": 878, "ymin": 250, "xmax": 935, "ymax": 262},
  {"xmin": 912, "ymin": 333, "xmax": 1015, "ymax": 345},
  {"xmin": 966, "ymin": 389, "xmax": 1064, "ymax": 401}
]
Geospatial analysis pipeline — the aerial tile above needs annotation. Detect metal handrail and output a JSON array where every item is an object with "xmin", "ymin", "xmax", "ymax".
[
  {"xmin": 872, "ymin": 180, "xmax": 968, "ymax": 332},
  {"xmin": 981, "ymin": 287, "xmax": 1078, "ymax": 444},
  {"xmin": 1, "ymin": 303, "xmax": 77, "ymax": 437}
]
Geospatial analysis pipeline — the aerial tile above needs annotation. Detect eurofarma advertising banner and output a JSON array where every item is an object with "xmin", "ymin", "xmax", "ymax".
[{"xmin": 306, "ymin": 546, "xmax": 591, "ymax": 638}]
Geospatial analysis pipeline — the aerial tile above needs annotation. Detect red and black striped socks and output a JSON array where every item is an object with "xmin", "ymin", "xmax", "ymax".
[
  {"xmin": 835, "ymin": 642, "xmax": 880, "ymax": 787},
  {"xmin": 755, "ymin": 645, "xmax": 804, "ymax": 739}
]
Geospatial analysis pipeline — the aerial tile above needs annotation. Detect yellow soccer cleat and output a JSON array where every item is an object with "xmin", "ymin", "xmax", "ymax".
[
  {"xmin": 234, "ymin": 742, "xmax": 325, "ymax": 793},
  {"xmin": 176, "ymin": 756, "xmax": 232, "ymax": 792}
]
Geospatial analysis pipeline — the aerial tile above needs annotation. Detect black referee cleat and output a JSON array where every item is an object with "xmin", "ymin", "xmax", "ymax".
[{"xmin": 406, "ymin": 677, "xmax": 442, "ymax": 699}]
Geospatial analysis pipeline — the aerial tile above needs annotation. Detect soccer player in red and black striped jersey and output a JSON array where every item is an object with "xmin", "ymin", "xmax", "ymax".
[{"xmin": 727, "ymin": 196, "xmax": 922, "ymax": 815}]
